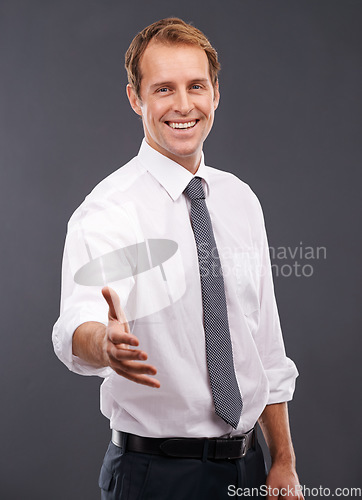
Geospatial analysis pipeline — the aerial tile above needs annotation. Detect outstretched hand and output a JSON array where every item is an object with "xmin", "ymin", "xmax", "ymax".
[{"xmin": 102, "ymin": 286, "xmax": 160, "ymax": 388}]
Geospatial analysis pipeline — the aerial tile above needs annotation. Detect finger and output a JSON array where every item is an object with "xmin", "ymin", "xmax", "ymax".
[
  {"xmin": 285, "ymin": 484, "xmax": 304, "ymax": 499},
  {"xmin": 108, "ymin": 345, "xmax": 148, "ymax": 361},
  {"xmin": 102, "ymin": 286, "xmax": 130, "ymax": 333},
  {"xmin": 102, "ymin": 286, "xmax": 119, "ymax": 319},
  {"xmin": 107, "ymin": 324, "xmax": 139, "ymax": 347},
  {"xmin": 110, "ymin": 358, "xmax": 158, "ymax": 376},
  {"xmin": 113, "ymin": 368, "xmax": 161, "ymax": 388}
]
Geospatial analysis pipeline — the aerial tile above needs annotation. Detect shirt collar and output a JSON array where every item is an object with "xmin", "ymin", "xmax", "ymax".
[{"xmin": 137, "ymin": 139, "xmax": 210, "ymax": 201}]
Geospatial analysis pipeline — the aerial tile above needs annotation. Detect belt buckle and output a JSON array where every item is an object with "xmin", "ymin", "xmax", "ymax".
[
  {"xmin": 217, "ymin": 436, "xmax": 247, "ymax": 459},
  {"xmin": 239, "ymin": 436, "xmax": 247, "ymax": 458},
  {"xmin": 232, "ymin": 436, "xmax": 247, "ymax": 459}
]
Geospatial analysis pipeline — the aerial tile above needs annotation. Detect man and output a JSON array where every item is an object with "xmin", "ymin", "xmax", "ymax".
[{"xmin": 53, "ymin": 18, "xmax": 303, "ymax": 500}]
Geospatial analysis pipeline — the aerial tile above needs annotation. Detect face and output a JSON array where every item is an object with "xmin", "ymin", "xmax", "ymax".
[{"xmin": 127, "ymin": 41, "xmax": 219, "ymax": 173}]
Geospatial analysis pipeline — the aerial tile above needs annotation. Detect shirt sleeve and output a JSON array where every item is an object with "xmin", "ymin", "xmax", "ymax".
[
  {"xmin": 251, "ymin": 191, "xmax": 299, "ymax": 404},
  {"xmin": 52, "ymin": 242, "xmax": 112, "ymax": 377},
  {"xmin": 52, "ymin": 198, "xmax": 137, "ymax": 377}
]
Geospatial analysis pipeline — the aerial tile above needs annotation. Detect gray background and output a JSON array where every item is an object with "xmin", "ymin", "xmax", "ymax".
[{"xmin": 1, "ymin": 0, "xmax": 361, "ymax": 498}]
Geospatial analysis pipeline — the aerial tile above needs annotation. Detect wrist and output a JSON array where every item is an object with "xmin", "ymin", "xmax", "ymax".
[
  {"xmin": 270, "ymin": 449, "xmax": 296, "ymax": 468},
  {"xmin": 73, "ymin": 321, "xmax": 109, "ymax": 368},
  {"xmin": 96, "ymin": 324, "xmax": 109, "ymax": 367}
]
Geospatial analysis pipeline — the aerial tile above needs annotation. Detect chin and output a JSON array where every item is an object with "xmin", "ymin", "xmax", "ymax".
[
  {"xmin": 169, "ymin": 150, "xmax": 198, "ymax": 161},
  {"xmin": 166, "ymin": 142, "xmax": 200, "ymax": 157}
]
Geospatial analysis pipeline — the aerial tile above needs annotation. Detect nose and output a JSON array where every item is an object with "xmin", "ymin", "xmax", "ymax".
[{"xmin": 173, "ymin": 89, "xmax": 193, "ymax": 115}]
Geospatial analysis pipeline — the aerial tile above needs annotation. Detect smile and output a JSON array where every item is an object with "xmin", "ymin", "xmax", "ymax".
[{"xmin": 166, "ymin": 120, "xmax": 198, "ymax": 130}]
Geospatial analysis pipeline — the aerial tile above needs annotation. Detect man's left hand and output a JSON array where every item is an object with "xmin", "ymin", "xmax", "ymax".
[{"xmin": 265, "ymin": 462, "xmax": 304, "ymax": 500}]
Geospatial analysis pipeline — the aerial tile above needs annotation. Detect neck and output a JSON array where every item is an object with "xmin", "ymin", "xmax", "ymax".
[
  {"xmin": 145, "ymin": 140, "xmax": 201, "ymax": 174},
  {"xmin": 174, "ymin": 155, "xmax": 201, "ymax": 175}
]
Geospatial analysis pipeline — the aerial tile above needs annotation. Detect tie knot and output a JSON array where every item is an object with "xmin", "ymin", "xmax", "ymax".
[{"xmin": 184, "ymin": 177, "xmax": 205, "ymax": 200}]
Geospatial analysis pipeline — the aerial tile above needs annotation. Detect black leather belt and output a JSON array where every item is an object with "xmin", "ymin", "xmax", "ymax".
[{"xmin": 111, "ymin": 428, "xmax": 255, "ymax": 460}]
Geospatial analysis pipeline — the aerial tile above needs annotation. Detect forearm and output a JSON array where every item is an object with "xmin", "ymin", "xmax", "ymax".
[
  {"xmin": 72, "ymin": 321, "xmax": 108, "ymax": 368},
  {"xmin": 258, "ymin": 402, "xmax": 295, "ymax": 466}
]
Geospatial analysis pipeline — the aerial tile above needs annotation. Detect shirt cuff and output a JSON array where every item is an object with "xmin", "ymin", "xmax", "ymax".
[
  {"xmin": 52, "ymin": 306, "xmax": 113, "ymax": 378},
  {"xmin": 265, "ymin": 358, "xmax": 299, "ymax": 404}
]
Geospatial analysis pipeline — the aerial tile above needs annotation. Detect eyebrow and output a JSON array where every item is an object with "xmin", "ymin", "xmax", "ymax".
[
  {"xmin": 150, "ymin": 78, "xmax": 210, "ymax": 90},
  {"xmin": 150, "ymin": 81, "xmax": 173, "ymax": 90}
]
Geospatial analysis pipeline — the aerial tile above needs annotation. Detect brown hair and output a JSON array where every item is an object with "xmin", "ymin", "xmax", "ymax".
[{"xmin": 125, "ymin": 17, "xmax": 220, "ymax": 99}]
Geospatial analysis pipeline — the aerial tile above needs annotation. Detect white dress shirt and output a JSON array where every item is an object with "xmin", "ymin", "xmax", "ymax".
[{"xmin": 52, "ymin": 139, "xmax": 298, "ymax": 438}]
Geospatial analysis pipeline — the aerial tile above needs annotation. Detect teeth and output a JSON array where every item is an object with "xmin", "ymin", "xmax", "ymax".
[{"xmin": 168, "ymin": 121, "xmax": 196, "ymax": 129}]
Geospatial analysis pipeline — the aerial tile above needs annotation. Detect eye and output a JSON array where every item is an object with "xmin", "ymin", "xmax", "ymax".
[
  {"xmin": 191, "ymin": 84, "xmax": 202, "ymax": 90},
  {"xmin": 157, "ymin": 87, "xmax": 169, "ymax": 93}
]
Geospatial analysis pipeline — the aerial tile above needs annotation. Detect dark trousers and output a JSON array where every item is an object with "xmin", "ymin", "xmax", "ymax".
[{"xmin": 98, "ymin": 439, "xmax": 267, "ymax": 499}]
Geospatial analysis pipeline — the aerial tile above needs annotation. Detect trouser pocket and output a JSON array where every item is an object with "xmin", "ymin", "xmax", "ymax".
[
  {"xmin": 98, "ymin": 441, "xmax": 127, "ymax": 499},
  {"xmin": 99, "ymin": 442, "xmax": 154, "ymax": 500}
]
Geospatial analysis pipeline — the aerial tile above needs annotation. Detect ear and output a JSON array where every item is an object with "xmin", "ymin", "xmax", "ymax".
[
  {"xmin": 126, "ymin": 84, "xmax": 142, "ymax": 116},
  {"xmin": 213, "ymin": 80, "xmax": 220, "ymax": 111}
]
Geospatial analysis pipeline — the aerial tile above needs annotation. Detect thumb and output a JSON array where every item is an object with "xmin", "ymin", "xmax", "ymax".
[{"xmin": 102, "ymin": 286, "xmax": 130, "ymax": 332}]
